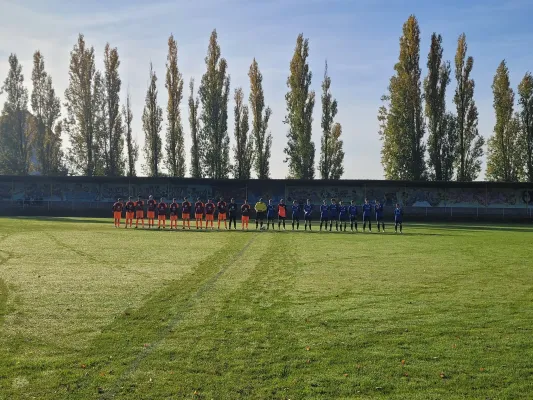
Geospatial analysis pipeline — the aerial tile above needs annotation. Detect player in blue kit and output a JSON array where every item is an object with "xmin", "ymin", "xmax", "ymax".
[
  {"xmin": 375, "ymin": 199, "xmax": 385, "ymax": 232},
  {"xmin": 394, "ymin": 203, "xmax": 403, "ymax": 234},
  {"xmin": 338, "ymin": 200, "xmax": 348, "ymax": 231},
  {"xmin": 319, "ymin": 200, "xmax": 329, "ymax": 231},
  {"xmin": 304, "ymin": 199, "xmax": 313, "ymax": 230},
  {"xmin": 362, "ymin": 198, "xmax": 372, "ymax": 232},
  {"xmin": 291, "ymin": 200, "xmax": 300, "ymax": 230},
  {"xmin": 266, "ymin": 199, "xmax": 276, "ymax": 230},
  {"xmin": 349, "ymin": 200, "xmax": 358, "ymax": 232},
  {"xmin": 329, "ymin": 199, "xmax": 339, "ymax": 231}
]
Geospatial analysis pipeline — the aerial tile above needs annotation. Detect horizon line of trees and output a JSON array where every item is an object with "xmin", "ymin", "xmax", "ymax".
[
  {"xmin": 379, "ymin": 15, "xmax": 533, "ymax": 183},
  {"xmin": 0, "ymin": 30, "xmax": 344, "ymax": 181}
]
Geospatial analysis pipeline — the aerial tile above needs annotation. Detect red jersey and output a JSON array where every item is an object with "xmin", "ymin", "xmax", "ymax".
[
  {"xmin": 125, "ymin": 201, "xmax": 135, "ymax": 212},
  {"xmin": 169, "ymin": 202, "xmax": 179, "ymax": 215},
  {"xmin": 182, "ymin": 201, "xmax": 192, "ymax": 214},
  {"xmin": 157, "ymin": 202, "xmax": 167, "ymax": 214},
  {"xmin": 217, "ymin": 201, "xmax": 227, "ymax": 213},
  {"xmin": 135, "ymin": 200, "xmax": 144, "ymax": 211},
  {"xmin": 112, "ymin": 202, "xmax": 123, "ymax": 212},
  {"xmin": 147, "ymin": 199, "xmax": 157, "ymax": 211},
  {"xmin": 205, "ymin": 202, "xmax": 215, "ymax": 214},
  {"xmin": 195, "ymin": 201, "xmax": 204, "ymax": 214}
]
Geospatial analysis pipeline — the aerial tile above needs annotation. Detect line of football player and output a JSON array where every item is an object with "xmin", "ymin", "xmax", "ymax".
[{"xmin": 112, "ymin": 196, "xmax": 404, "ymax": 233}]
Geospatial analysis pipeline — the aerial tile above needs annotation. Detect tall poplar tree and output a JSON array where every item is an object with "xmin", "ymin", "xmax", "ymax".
[
  {"xmin": 0, "ymin": 54, "xmax": 34, "ymax": 175},
  {"xmin": 248, "ymin": 58, "xmax": 272, "ymax": 179},
  {"xmin": 424, "ymin": 33, "xmax": 455, "ymax": 181},
  {"xmin": 284, "ymin": 33, "xmax": 315, "ymax": 179},
  {"xmin": 102, "ymin": 43, "xmax": 124, "ymax": 176},
  {"xmin": 64, "ymin": 34, "xmax": 104, "ymax": 176},
  {"xmin": 232, "ymin": 87, "xmax": 253, "ymax": 179},
  {"xmin": 122, "ymin": 90, "xmax": 138, "ymax": 177},
  {"xmin": 453, "ymin": 33, "xmax": 484, "ymax": 181},
  {"xmin": 31, "ymin": 51, "xmax": 64, "ymax": 175},
  {"xmin": 198, "ymin": 29, "xmax": 231, "ymax": 179},
  {"xmin": 319, "ymin": 60, "xmax": 338, "ymax": 179},
  {"xmin": 486, "ymin": 60, "xmax": 524, "ymax": 182},
  {"xmin": 142, "ymin": 63, "xmax": 163, "ymax": 177},
  {"xmin": 188, "ymin": 78, "xmax": 202, "ymax": 178},
  {"xmin": 378, "ymin": 15, "xmax": 426, "ymax": 180},
  {"xmin": 518, "ymin": 72, "xmax": 533, "ymax": 182},
  {"xmin": 324, "ymin": 122, "xmax": 344, "ymax": 179},
  {"xmin": 165, "ymin": 34, "xmax": 186, "ymax": 177}
]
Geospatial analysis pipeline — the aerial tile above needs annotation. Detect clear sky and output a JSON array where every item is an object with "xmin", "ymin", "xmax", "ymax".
[{"xmin": 0, "ymin": 0, "xmax": 532, "ymax": 179}]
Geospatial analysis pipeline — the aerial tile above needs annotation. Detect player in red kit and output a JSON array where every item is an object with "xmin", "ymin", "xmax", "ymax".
[
  {"xmin": 157, "ymin": 198, "xmax": 167, "ymax": 229},
  {"xmin": 217, "ymin": 197, "xmax": 227, "ymax": 230},
  {"xmin": 124, "ymin": 197, "xmax": 135, "ymax": 228},
  {"xmin": 194, "ymin": 198, "xmax": 205, "ymax": 229},
  {"xmin": 135, "ymin": 196, "xmax": 145, "ymax": 228},
  {"xmin": 147, "ymin": 195, "xmax": 157, "ymax": 229},
  {"xmin": 169, "ymin": 198, "xmax": 179, "ymax": 230},
  {"xmin": 112, "ymin": 198, "xmax": 123, "ymax": 227},
  {"xmin": 181, "ymin": 197, "xmax": 192, "ymax": 230},
  {"xmin": 205, "ymin": 199, "xmax": 215, "ymax": 230}
]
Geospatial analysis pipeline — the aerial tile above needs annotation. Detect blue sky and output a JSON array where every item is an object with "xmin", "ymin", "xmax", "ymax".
[{"xmin": 0, "ymin": 0, "xmax": 532, "ymax": 179}]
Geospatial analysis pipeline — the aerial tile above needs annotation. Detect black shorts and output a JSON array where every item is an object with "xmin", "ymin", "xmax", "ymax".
[
  {"xmin": 256, "ymin": 211, "xmax": 265, "ymax": 220},
  {"xmin": 267, "ymin": 214, "xmax": 276, "ymax": 220},
  {"xmin": 395, "ymin": 219, "xmax": 402, "ymax": 224},
  {"xmin": 292, "ymin": 215, "xmax": 299, "ymax": 221},
  {"xmin": 339, "ymin": 217, "xmax": 348, "ymax": 222},
  {"xmin": 350, "ymin": 216, "xmax": 357, "ymax": 222},
  {"xmin": 363, "ymin": 215, "xmax": 371, "ymax": 221},
  {"xmin": 376, "ymin": 215, "xmax": 383, "ymax": 221},
  {"xmin": 278, "ymin": 216, "xmax": 286, "ymax": 220},
  {"xmin": 320, "ymin": 217, "xmax": 329, "ymax": 222},
  {"xmin": 304, "ymin": 214, "xmax": 312, "ymax": 221}
]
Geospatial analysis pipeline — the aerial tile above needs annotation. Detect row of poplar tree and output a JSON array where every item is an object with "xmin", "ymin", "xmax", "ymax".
[
  {"xmin": 379, "ymin": 15, "xmax": 533, "ymax": 183},
  {"xmin": 0, "ymin": 30, "xmax": 345, "ymax": 180}
]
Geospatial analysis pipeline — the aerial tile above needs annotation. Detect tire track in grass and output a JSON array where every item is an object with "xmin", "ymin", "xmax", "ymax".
[{"xmin": 69, "ymin": 233, "xmax": 258, "ymax": 399}]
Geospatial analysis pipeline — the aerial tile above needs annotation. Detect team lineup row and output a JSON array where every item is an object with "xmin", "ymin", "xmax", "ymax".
[{"xmin": 112, "ymin": 196, "xmax": 405, "ymax": 233}]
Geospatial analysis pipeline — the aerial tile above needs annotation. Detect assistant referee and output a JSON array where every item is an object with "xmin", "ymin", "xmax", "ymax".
[{"xmin": 255, "ymin": 198, "xmax": 267, "ymax": 229}]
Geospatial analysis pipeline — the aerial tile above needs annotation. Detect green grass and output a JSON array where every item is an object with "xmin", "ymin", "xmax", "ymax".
[{"xmin": 1, "ymin": 217, "xmax": 533, "ymax": 399}]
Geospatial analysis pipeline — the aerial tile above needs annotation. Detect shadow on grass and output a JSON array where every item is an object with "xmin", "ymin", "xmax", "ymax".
[
  {"xmin": 3, "ymin": 216, "xmax": 109, "ymax": 225},
  {"xmin": 412, "ymin": 223, "xmax": 533, "ymax": 233}
]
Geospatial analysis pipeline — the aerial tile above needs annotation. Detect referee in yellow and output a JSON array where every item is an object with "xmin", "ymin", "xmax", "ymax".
[{"xmin": 254, "ymin": 197, "xmax": 267, "ymax": 229}]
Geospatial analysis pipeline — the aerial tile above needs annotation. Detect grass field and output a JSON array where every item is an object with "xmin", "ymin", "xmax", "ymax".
[{"xmin": 0, "ymin": 217, "xmax": 533, "ymax": 399}]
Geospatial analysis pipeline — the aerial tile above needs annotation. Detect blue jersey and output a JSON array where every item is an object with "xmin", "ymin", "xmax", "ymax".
[
  {"xmin": 339, "ymin": 205, "xmax": 348, "ymax": 218},
  {"xmin": 291, "ymin": 205, "xmax": 300, "ymax": 216},
  {"xmin": 394, "ymin": 207, "xmax": 403, "ymax": 221},
  {"xmin": 304, "ymin": 204, "xmax": 313, "ymax": 216},
  {"xmin": 329, "ymin": 204, "xmax": 338, "ymax": 218},
  {"xmin": 348, "ymin": 205, "xmax": 357, "ymax": 216},
  {"xmin": 362, "ymin": 203, "xmax": 372, "ymax": 217},
  {"xmin": 320, "ymin": 205, "xmax": 329, "ymax": 218},
  {"xmin": 375, "ymin": 204, "xmax": 384, "ymax": 218},
  {"xmin": 267, "ymin": 204, "xmax": 276, "ymax": 218}
]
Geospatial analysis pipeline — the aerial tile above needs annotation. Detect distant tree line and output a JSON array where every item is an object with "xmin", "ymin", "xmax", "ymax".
[
  {"xmin": 0, "ymin": 30, "xmax": 344, "ymax": 180},
  {"xmin": 379, "ymin": 15, "xmax": 533, "ymax": 183}
]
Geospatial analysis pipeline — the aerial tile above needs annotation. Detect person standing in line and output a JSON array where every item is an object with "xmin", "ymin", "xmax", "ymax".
[
  {"xmin": 319, "ymin": 200, "xmax": 329, "ymax": 231},
  {"xmin": 205, "ymin": 199, "xmax": 215, "ymax": 230},
  {"xmin": 147, "ymin": 195, "xmax": 157, "ymax": 229},
  {"xmin": 266, "ymin": 199, "xmax": 276, "ymax": 230},
  {"xmin": 291, "ymin": 200, "xmax": 300, "ymax": 230},
  {"xmin": 375, "ymin": 199, "xmax": 385, "ymax": 232},
  {"xmin": 329, "ymin": 198, "xmax": 339, "ymax": 231},
  {"xmin": 241, "ymin": 199, "xmax": 251, "ymax": 230},
  {"xmin": 228, "ymin": 198, "xmax": 238, "ymax": 230},
  {"xmin": 169, "ymin": 198, "xmax": 179, "ymax": 230},
  {"xmin": 338, "ymin": 200, "xmax": 348, "ymax": 232},
  {"xmin": 277, "ymin": 199, "xmax": 287, "ymax": 230},
  {"xmin": 157, "ymin": 198, "xmax": 167, "ymax": 229},
  {"xmin": 181, "ymin": 197, "xmax": 192, "ymax": 230},
  {"xmin": 362, "ymin": 198, "xmax": 372, "ymax": 232},
  {"xmin": 135, "ymin": 196, "xmax": 145, "ymax": 229},
  {"xmin": 194, "ymin": 198, "xmax": 205, "ymax": 230},
  {"xmin": 394, "ymin": 203, "xmax": 404, "ymax": 234},
  {"xmin": 304, "ymin": 199, "xmax": 313, "ymax": 230},
  {"xmin": 349, "ymin": 200, "xmax": 358, "ymax": 232},
  {"xmin": 255, "ymin": 198, "xmax": 267, "ymax": 229},
  {"xmin": 112, "ymin": 198, "xmax": 123, "ymax": 228},
  {"xmin": 124, "ymin": 197, "xmax": 135, "ymax": 228},
  {"xmin": 217, "ymin": 197, "xmax": 228, "ymax": 230}
]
